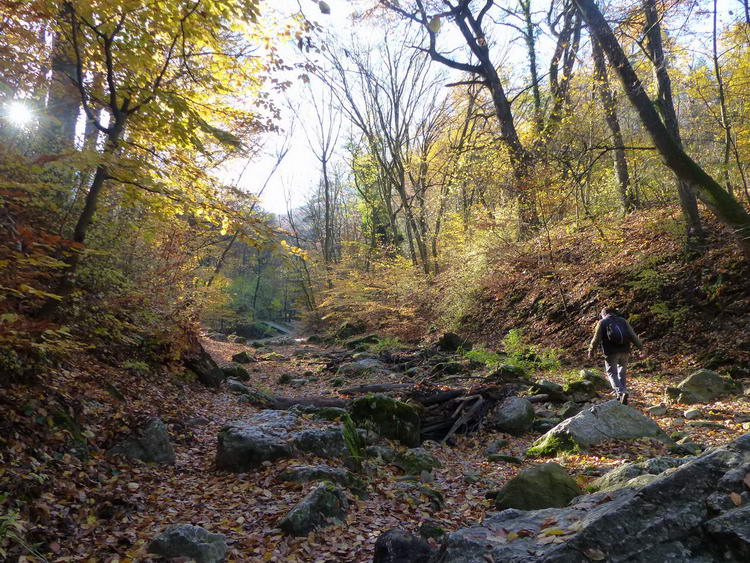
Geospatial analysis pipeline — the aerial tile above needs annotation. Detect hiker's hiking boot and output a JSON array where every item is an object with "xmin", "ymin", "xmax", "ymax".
[{"xmin": 619, "ymin": 392, "xmax": 629, "ymax": 405}]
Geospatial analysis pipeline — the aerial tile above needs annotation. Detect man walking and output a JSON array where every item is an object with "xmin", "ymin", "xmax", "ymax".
[{"xmin": 587, "ymin": 307, "xmax": 643, "ymax": 405}]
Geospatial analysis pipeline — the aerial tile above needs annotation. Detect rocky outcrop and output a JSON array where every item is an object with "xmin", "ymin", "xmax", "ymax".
[
  {"xmin": 108, "ymin": 418, "xmax": 175, "ymax": 465},
  {"xmin": 487, "ymin": 396, "xmax": 535, "ymax": 436},
  {"xmin": 666, "ymin": 369, "xmax": 742, "ymax": 404},
  {"xmin": 221, "ymin": 362, "xmax": 249, "ymax": 381},
  {"xmin": 591, "ymin": 456, "xmax": 693, "ymax": 492},
  {"xmin": 148, "ymin": 524, "xmax": 226, "ymax": 563},
  {"xmin": 527, "ymin": 400, "xmax": 672, "ymax": 457},
  {"xmin": 350, "ymin": 394, "xmax": 421, "ymax": 447},
  {"xmin": 493, "ymin": 462, "xmax": 581, "ymax": 511},
  {"xmin": 279, "ymin": 482, "xmax": 349, "ymax": 536},
  {"xmin": 437, "ymin": 433, "xmax": 750, "ymax": 562}
]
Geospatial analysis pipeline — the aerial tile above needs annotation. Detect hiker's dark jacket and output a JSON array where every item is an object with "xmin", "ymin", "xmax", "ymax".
[{"xmin": 588, "ymin": 315, "xmax": 643, "ymax": 356}]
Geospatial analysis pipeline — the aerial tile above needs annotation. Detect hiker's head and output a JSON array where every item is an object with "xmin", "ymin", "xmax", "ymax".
[{"xmin": 601, "ymin": 307, "xmax": 618, "ymax": 318}]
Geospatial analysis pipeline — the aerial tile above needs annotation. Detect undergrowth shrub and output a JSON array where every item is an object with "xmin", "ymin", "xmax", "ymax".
[{"xmin": 502, "ymin": 329, "xmax": 562, "ymax": 372}]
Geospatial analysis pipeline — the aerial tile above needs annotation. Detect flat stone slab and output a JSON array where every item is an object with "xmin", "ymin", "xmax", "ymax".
[{"xmin": 528, "ymin": 400, "xmax": 672, "ymax": 457}]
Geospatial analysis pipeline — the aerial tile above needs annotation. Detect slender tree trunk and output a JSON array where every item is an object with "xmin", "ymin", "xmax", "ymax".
[
  {"xmin": 520, "ymin": 0, "xmax": 543, "ymax": 131},
  {"xmin": 712, "ymin": 0, "xmax": 733, "ymax": 195},
  {"xmin": 591, "ymin": 38, "xmax": 635, "ymax": 212},
  {"xmin": 642, "ymin": 0, "xmax": 704, "ymax": 247},
  {"xmin": 43, "ymin": 30, "xmax": 80, "ymax": 152},
  {"xmin": 573, "ymin": 0, "xmax": 750, "ymax": 259}
]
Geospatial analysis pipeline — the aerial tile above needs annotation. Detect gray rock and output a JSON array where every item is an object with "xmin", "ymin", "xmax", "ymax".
[
  {"xmin": 374, "ymin": 528, "xmax": 434, "ymax": 563},
  {"xmin": 394, "ymin": 448, "xmax": 442, "ymax": 475},
  {"xmin": 530, "ymin": 379, "xmax": 568, "ymax": 402},
  {"xmin": 279, "ymin": 482, "xmax": 348, "ymax": 536},
  {"xmin": 684, "ymin": 408, "xmax": 702, "ymax": 419},
  {"xmin": 367, "ymin": 445, "xmax": 397, "ymax": 462},
  {"xmin": 148, "ymin": 524, "xmax": 226, "ymax": 563},
  {"xmin": 557, "ymin": 401, "xmax": 582, "ymax": 420},
  {"xmin": 704, "ymin": 504, "xmax": 750, "ymax": 560},
  {"xmin": 231, "ymin": 350, "xmax": 253, "ymax": 364},
  {"xmin": 439, "ymin": 433, "xmax": 750, "ymax": 562},
  {"xmin": 494, "ymin": 462, "xmax": 581, "ymax": 511},
  {"xmin": 484, "ymin": 439, "xmax": 509, "ymax": 456},
  {"xmin": 291, "ymin": 427, "xmax": 349, "ymax": 460},
  {"xmin": 647, "ymin": 405, "xmax": 668, "ymax": 416},
  {"xmin": 337, "ymin": 358, "xmax": 389, "ymax": 378},
  {"xmin": 487, "ymin": 396, "xmax": 535, "ymax": 436},
  {"xmin": 277, "ymin": 464, "xmax": 366, "ymax": 495},
  {"xmin": 591, "ymin": 456, "xmax": 691, "ymax": 492},
  {"xmin": 226, "ymin": 380, "xmax": 273, "ymax": 407},
  {"xmin": 227, "ymin": 334, "xmax": 247, "ymax": 344},
  {"xmin": 215, "ymin": 411, "xmax": 299, "ymax": 471},
  {"xmin": 665, "ymin": 369, "xmax": 742, "ymax": 404},
  {"xmin": 527, "ymin": 400, "xmax": 672, "ymax": 457},
  {"xmin": 207, "ymin": 332, "xmax": 228, "ymax": 342},
  {"xmin": 109, "ymin": 418, "xmax": 175, "ymax": 465}
]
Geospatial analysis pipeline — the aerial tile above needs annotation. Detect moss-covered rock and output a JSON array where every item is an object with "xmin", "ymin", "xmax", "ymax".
[
  {"xmin": 231, "ymin": 351, "xmax": 253, "ymax": 364},
  {"xmin": 312, "ymin": 407, "xmax": 349, "ymax": 421},
  {"xmin": 394, "ymin": 448, "xmax": 442, "ymax": 475},
  {"xmin": 494, "ymin": 462, "xmax": 581, "ymax": 510},
  {"xmin": 350, "ymin": 394, "xmax": 421, "ymax": 447},
  {"xmin": 221, "ymin": 363, "xmax": 249, "ymax": 381},
  {"xmin": 278, "ymin": 482, "xmax": 349, "ymax": 536},
  {"xmin": 526, "ymin": 432, "xmax": 581, "ymax": 457},
  {"xmin": 527, "ymin": 400, "xmax": 671, "ymax": 457}
]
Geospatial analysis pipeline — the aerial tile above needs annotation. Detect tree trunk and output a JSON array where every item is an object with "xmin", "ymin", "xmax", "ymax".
[
  {"xmin": 591, "ymin": 37, "xmax": 635, "ymax": 212},
  {"xmin": 573, "ymin": 0, "xmax": 750, "ymax": 259},
  {"xmin": 642, "ymin": 0, "xmax": 704, "ymax": 247},
  {"xmin": 43, "ymin": 31, "xmax": 80, "ymax": 152},
  {"xmin": 712, "ymin": 0, "xmax": 733, "ymax": 195}
]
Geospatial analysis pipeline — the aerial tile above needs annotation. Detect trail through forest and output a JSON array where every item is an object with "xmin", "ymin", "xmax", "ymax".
[{"xmin": 4, "ymin": 326, "xmax": 749, "ymax": 561}]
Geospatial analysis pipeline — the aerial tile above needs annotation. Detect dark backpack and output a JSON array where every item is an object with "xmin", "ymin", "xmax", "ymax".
[{"xmin": 602, "ymin": 316, "xmax": 630, "ymax": 350}]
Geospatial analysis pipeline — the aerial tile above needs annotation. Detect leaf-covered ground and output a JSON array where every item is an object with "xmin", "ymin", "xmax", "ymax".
[{"xmin": 2, "ymin": 334, "xmax": 749, "ymax": 561}]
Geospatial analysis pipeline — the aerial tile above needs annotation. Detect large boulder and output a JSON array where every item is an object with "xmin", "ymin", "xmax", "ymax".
[
  {"xmin": 215, "ymin": 411, "xmax": 298, "ymax": 471},
  {"xmin": 279, "ymin": 482, "xmax": 348, "ymax": 536},
  {"xmin": 591, "ymin": 456, "xmax": 693, "ymax": 492},
  {"xmin": 527, "ymin": 400, "xmax": 672, "ymax": 457},
  {"xmin": 336, "ymin": 320, "xmax": 366, "ymax": 339},
  {"xmin": 108, "ymin": 418, "xmax": 175, "ymax": 465},
  {"xmin": 494, "ymin": 462, "xmax": 582, "ymax": 511},
  {"xmin": 350, "ymin": 394, "xmax": 421, "ymax": 447},
  {"xmin": 487, "ymin": 396, "xmax": 535, "ymax": 436},
  {"xmin": 373, "ymin": 528, "xmax": 434, "ymax": 563},
  {"xmin": 231, "ymin": 350, "xmax": 254, "ymax": 364},
  {"xmin": 437, "ymin": 433, "xmax": 750, "ymax": 562},
  {"xmin": 666, "ymin": 369, "xmax": 742, "ymax": 404},
  {"xmin": 148, "ymin": 524, "xmax": 226, "ymax": 563},
  {"xmin": 291, "ymin": 427, "xmax": 350, "ymax": 460}
]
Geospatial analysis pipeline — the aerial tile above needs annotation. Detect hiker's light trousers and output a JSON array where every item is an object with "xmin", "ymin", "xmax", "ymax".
[{"xmin": 604, "ymin": 351, "xmax": 629, "ymax": 394}]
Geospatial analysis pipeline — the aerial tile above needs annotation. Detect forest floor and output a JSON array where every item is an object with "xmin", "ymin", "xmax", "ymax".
[{"xmin": 2, "ymin": 330, "xmax": 750, "ymax": 562}]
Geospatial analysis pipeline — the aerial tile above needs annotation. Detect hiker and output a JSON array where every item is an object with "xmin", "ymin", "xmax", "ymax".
[{"xmin": 587, "ymin": 307, "xmax": 643, "ymax": 405}]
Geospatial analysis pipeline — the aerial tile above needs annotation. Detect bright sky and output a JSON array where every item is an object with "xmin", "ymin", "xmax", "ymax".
[{"xmin": 227, "ymin": 0, "xmax": 735, "ymax": 216}]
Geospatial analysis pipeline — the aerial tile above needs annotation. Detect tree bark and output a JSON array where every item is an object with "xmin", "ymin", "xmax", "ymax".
[
  {"xmin": 591, "ymin": 37, "xmax": 635, "ymax": 212},
  {"xmin": 573, "ymin": 0, "xmax": 750, "ymax": 259},
  {"xmin": 642, "ymin": 0, "xmax": 704, "ymax": 247}
]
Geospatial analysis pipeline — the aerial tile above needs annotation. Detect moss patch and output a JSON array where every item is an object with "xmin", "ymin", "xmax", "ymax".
[
  {"xmin": 526, "ymin": 432, "xmax": 581, "ymax": 458},
  {"xmin": 349, "ymin": 394, "xmax": 421, "ymax": 447}
]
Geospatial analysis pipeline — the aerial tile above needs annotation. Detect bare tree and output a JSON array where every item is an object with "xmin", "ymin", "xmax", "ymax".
[{"xmin": 573, "ymin": 0, "xmax": 750, "ymax": 259}]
